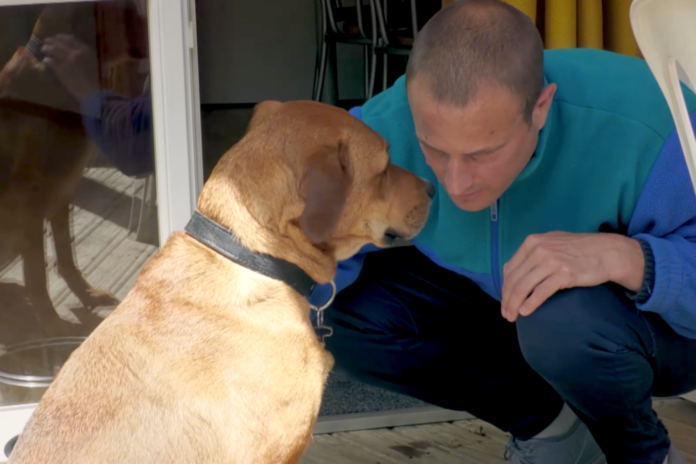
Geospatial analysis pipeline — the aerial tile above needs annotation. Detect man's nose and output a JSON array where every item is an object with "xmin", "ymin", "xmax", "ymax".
[{"xmin": 445, "ymin": 159, "xmax": 474, "ymax": 195}]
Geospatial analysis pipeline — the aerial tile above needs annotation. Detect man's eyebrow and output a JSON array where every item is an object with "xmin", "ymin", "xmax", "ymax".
[
  {"xmin": 417, "ymin": 138, "xmax": 508, "ymax": 157},
  {"xmin": 461, "ymin": 141, "xmax": 508, "ymax": 157},
  {"xmin": 417, "ymin": 138, "xmax": 447, "ymax": 154}
]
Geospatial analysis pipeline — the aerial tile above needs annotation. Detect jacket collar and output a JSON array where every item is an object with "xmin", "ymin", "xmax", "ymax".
[{"xmin": 511, "ymin": 75, "xmax": 555, "ymax": 183}]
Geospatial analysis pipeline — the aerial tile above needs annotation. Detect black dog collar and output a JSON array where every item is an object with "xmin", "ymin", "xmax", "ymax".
[{"xmin": 184, "ymin": 210, "xmax": 317, "ymax": 297}]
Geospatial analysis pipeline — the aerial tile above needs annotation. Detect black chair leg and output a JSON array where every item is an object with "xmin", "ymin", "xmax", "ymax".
[
  {"xmin": 368, "ymin": 48, "xmax": 379, "ymax": 99},
  {"xmin": 363, "ymin": 45, "xmax": 370, "ymax": 100},
  {"xmin": 330, "ymin": 40, "xmax": 340, "ymax": 105},
  {"xmin": 314, "ymin": 39, "xmax": 328, "ymax": 101}
]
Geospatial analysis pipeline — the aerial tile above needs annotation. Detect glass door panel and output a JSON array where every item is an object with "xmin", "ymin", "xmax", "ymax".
[{"xmin": 0, "ymin": 0, "xmax": 200, "ymax": 458}]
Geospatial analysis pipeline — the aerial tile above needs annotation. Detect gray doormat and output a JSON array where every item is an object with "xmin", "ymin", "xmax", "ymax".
[{"xmin": 318, "ymin": 370, "xmax": 429, "ymax": 417}]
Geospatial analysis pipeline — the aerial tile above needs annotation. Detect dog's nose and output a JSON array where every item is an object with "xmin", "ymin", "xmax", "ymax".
[{"xmin": 424, "ymin": 181, "xmax": 436, "ymax": 199}]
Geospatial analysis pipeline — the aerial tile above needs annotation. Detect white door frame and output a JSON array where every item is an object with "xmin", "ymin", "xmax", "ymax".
[{"xmin": 0, "ymin": 0, "xmax": 202, "ymax": 457}]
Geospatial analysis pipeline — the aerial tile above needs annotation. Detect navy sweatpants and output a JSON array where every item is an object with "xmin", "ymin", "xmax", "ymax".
[{"xmin": 322, "ymin": 246, "xmax": 696, "ymax": 464}]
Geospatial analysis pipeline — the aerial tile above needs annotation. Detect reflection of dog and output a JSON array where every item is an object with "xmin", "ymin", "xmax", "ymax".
[
  {"xmin": 8, "ymin": 100, "xmax": 434, "ymax": 464},
  {"xmin": 0, "ymin": 3, "xmax": 122, "ymax": 331}
]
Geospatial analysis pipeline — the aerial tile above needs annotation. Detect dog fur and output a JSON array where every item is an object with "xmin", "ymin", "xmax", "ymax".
[{"xmin": 7, "ymin": 100, "xmax": 433, "ymax": 464}]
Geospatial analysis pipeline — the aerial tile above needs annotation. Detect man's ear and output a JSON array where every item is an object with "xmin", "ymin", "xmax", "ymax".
[
  {"xmin": 298, "ymin": 142, "xmax": 352, "ymax": 246},
  {"xmin": 533, "ymin": 83, "xmax": 556, "ymax": 130}
]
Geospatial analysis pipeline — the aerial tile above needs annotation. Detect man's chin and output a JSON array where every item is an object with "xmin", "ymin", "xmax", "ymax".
[{"xmin": 450, "ymin": 193, "xmax": 495, "ymax": 212}]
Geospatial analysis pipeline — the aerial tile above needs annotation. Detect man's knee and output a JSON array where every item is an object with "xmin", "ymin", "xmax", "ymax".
[
  {"xmin": 325, "ymin": 280, "xmax": 420, "ymax": 338},
  {"xmin": 516, "ymin": 284, "xmax": 645, "ymax": 385}
]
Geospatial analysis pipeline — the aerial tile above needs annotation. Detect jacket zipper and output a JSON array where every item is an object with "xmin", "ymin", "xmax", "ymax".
[{"xmin": 491, "ymin": 200, "xmax": 501, "ymax": 298}]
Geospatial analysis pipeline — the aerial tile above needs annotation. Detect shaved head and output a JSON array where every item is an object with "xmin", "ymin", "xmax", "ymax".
[{"xmin": 406, "ymin": 0, "xmax": 544, "ymax": 121}]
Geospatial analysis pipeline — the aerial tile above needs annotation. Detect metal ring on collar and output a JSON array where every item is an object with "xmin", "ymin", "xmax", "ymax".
[{"xmin": 311, "ymin": 281, "xmax": 336, "ymax": 312}]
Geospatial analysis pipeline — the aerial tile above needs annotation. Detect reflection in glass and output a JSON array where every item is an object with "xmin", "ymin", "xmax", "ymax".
[{"xmin": 0, "ymin": 0, "xmax": 157, "ymax": 408}]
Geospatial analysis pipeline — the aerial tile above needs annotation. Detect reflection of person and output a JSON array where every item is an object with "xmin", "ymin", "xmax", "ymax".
[
  {"xmin": 42, "ymin": 34, "xmax": 154, "ymax": 177},
  {"xmin": 308, "ymin": 1, "xmax": 696, "ymax": 463}
]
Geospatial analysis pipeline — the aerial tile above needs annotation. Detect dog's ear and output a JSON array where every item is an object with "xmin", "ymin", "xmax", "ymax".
[
  {"xmin": 298, "ymin": 142, "xmax": 352, "ymax": 246},
  {"xmin": 246, "ymin": 100, "xmax": 282, "ymax": 132}
]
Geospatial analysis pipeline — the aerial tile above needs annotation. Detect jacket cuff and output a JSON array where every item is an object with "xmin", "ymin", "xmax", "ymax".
[{"xmin": 626, "ymin": 237, "xmax": 656, "ymax": 304}]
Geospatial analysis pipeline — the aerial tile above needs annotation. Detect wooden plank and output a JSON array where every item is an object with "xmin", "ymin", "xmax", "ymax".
[
  {"xmin": 307, "ymin": 433, "xmax": 399, "ymax": 463},
  {"xmin": 379, "ymin": 427, "xmax": 490, "ymax": 464},
  {"xmin": 659, "ymin": 417, "xmax": 696, "ymax": 460},
  {"xmin": 449, "ymin": 419, "xmax": 511, "ymax": 447},
  {"xmin": 654, "ymin": 398, "xmax": 696, "ymax": 428},
  {"xmin": 344, "ymin": 428, "xmax": 463, "ymax": 463},
  {"xmin": 301, "ymin": 420, "xmax": 506, "ymax": 464},
  {"xmin": 394, "ymin": 422, "xmax": 505, "ymax": 463}
]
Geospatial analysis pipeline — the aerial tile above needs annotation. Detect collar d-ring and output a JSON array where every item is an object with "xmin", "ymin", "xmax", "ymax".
[{"xmin": 311, "ymin": 281, "xmax": 336, "ymax": 312}]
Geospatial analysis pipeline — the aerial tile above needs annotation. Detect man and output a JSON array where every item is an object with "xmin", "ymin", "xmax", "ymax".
[
  {"xmin": 308, "ymin": 1, "xmax": 696, "ymax": 463},
  {"xmin": 42, "ymin": 33, "xmax": 154, "ymax": 178}
]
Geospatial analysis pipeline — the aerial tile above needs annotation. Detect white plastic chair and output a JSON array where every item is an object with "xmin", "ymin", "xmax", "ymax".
[
  {"xmin": 630, "ymin": 0, "xmax": 696, "ymax": 405},
  {"xmin": 630, "ymin": 0, "xmax": 696, "ymax": 195}
]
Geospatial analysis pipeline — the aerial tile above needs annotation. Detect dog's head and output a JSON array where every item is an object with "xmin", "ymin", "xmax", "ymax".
[{"xmin": 198, "ymin": 100, "xmax": 434, "ymax": 272}]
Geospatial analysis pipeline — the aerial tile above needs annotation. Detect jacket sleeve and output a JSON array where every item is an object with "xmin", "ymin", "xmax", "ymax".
[
  {"xmin": 308, "ymin": 106, "xmax": 382, "ymax": 309},
  {"xmin": 627, "ymin": 110, "xmax": 696, "ymax": 339},
  {"xmin": 80, "ymin": 89, "xmax": 155, "ymax": 177}
]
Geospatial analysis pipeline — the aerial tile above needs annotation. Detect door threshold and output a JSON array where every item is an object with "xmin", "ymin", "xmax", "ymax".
[{"xmin": 314, "ymin": 406, "xmax": 475, "ymax": 435}]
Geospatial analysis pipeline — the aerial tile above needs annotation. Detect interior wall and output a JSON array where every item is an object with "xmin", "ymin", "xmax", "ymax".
[{"xmin": 195, "ymin": 0, "xmax": 367, "ymax": 105}]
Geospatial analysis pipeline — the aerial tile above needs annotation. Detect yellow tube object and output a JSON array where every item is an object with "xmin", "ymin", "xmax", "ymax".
[
  {"xmin": 545, "ymin": 0, "xmax": 577, "ymax": 49},
  {"xmin": 577, "ymin": 0, "xmax": 602, "ymax": 49},
  {"xmin": 501, "ymin": 0, "xmax": 537, "ymax": 23},
  {"xmin": 604, "ymin": 0, "xmax": 640, "ymax": 57}
]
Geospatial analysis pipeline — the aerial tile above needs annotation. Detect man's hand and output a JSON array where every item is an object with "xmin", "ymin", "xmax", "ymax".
[
  {"xmin": 42, "ymin": 34, "xmax": 100, "ymax": 102},
  {"xmin": 501, "ymin": 232, "xmax": 645, "ymax": 322}
]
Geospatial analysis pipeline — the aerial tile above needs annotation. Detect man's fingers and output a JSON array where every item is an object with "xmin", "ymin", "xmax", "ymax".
[
  {"xmin": 41, "ymin": 42, "xmax": 70, "ymax": 61},
  {"xmin": 503, "ymin": 233, "xmax": 545, "ymax": 282},
  {"xmin": 44, "ymin": 34, "xmax": 76, "ymax": 45},
  {"xmin": 42, "ymin": 35, "xmax": 83, "ymax": 60},
  {"xmin": 518, "ymin": 275, "xmax": 564, "ymax": 317},
  {"xmin": 57, "ymin": 34, "xmax": 79, "ymax": 45},
  {"xmin": 501, "ymin": 240, "xmax": 548, "ymax": 317},
  {"xmin": 502, "ymin": 262, "xmax": 555, "ymax": 322},
  {"xmin": 503, "ymin": 263, "xmax": 550, "ymax": 318}
]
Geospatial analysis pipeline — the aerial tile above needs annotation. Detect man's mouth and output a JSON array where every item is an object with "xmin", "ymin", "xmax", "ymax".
[{"xmin": 455, "ymin": 189, "xmax": 481, "ymax": 200}]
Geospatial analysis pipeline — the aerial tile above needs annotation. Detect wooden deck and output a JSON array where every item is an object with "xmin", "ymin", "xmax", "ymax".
[
  {"xmin": 301, "ymin": 399, "xmax": 696, "ymax": 463},
  {"xmin": 0, "ymin": 166, "xmax": 159, "ymax": 344}
]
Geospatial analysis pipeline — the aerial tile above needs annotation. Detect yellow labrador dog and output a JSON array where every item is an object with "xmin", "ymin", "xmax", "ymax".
[{"xmin": 8, "ymin": 100, "xmax": 434, "ymax": 464}]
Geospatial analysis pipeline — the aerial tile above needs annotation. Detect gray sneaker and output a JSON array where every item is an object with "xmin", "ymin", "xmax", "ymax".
[
  {"xmin": 504, "ymin": 416, "xmax": 606, "ymax": 464},
  {"xmin": 665, "ymin": 445, "xmax": 686, "ymax": 464}
]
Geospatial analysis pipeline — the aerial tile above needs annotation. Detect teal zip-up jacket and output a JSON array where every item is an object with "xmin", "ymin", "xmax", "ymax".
[{"xmin": 309, "ymin": 48, "xmax": 696, "ymax": 339}]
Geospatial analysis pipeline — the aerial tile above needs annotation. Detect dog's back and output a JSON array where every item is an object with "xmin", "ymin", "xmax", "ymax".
[{"xmin": 8, "ymin": 231, "xmax": 331, "ymax": 464}]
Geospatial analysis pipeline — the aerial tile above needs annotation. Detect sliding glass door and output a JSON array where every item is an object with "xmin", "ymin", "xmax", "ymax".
[{"xmin": 0, "ymin": 0, "xmax": 202, "ymax": 458}]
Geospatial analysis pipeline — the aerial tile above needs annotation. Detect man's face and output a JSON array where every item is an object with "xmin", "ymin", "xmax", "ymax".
[{"xmin": 407, "ymin": 78, "xmax": 556, "ymax": 212}]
